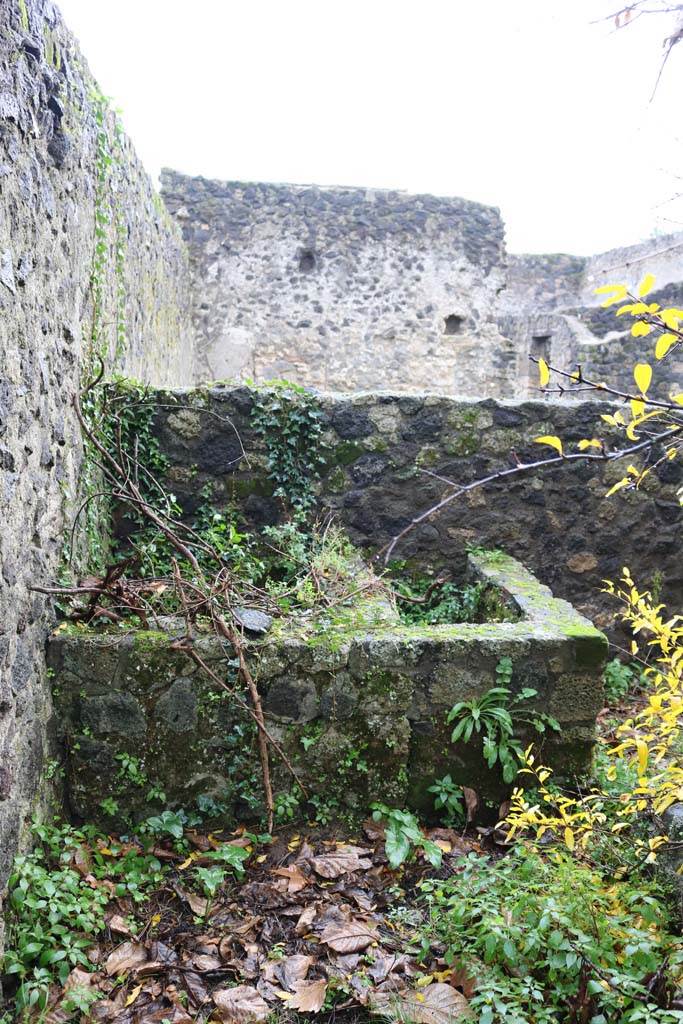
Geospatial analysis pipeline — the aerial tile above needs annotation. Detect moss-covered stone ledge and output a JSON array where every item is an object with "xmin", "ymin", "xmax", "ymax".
[{"xmin": 47, "ymin": 551, "xmax": 607, "ymax": 829}]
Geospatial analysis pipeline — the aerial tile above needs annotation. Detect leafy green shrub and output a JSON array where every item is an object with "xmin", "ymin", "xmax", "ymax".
[
  {"xmin": 140, "ymin": 808, "xmax": 189, "ymax": 840},
  {"xmin": 388, "ymin": 565, "xmax": 500, "ymax": 626},
  {"xmin": 447, "ymin": 675, "xmax": 560, "ymax": 784},
  {"xmin": 2, "ymin": 820, "xmax": 165, "ymax": 1013},
  {"xmin": 427, "ymin": 774, "xmax": 465, "ymax": 826},
  {"xmin": 418, "ymin": 850, "xmax": 683, "ymax": 1024},
  {"xmin": 4, "ymin": 851, "xmax": 109, "ymax": 1012},
  {"xmin": 206, "ymin": 842, "xmax": 251, "ymax": 877},
  {"xmin": 371, "ymin": 804, "xmax": 443, "ymax": 869},
  {"xmin": 603, "ymin": 657, "xmax": 638, "ymax": 704}
]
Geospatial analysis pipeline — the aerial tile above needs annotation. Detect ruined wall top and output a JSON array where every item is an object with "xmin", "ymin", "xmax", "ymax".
[
  {"xmin": 161, "ymin": 169, "xmax": 683, "ymax": 401},
  {"xmin": 161, "ymin": 170, "xmax": 517, "ymax": 394}
]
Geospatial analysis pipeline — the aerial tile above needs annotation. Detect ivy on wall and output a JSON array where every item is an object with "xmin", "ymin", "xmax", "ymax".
[{"xmin": 250, "ymin": 381, "xmax": 327, "ymax": 517}]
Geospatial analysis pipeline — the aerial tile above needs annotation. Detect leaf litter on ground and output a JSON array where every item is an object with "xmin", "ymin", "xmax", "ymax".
[{"xmin": 28, "ymin": 821, "xmax": 482, "ymax": 1024}]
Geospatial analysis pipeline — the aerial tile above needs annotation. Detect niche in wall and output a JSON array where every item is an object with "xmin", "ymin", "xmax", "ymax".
[
  {"xmin": 530, "ymin": 333, "xmax": 551, "ymax": 362},
  {"xmin": 298, "ymin": 248, "xmax": 317, "ymax": 274},
  {"xmin": 528, "ymin": 333, "xmax": 552, "ymax": 393},
  {"xmin": 444, "ymin": 314, "xmax": 464, "ymax": 335}
]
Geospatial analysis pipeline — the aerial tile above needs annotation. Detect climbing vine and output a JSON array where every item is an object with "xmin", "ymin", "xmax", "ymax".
[
  {"xmin": 88, "ymin": 89, "xmax": 127, "ymax": 372},
  {"xmin": 65, "ymin": 90, "xmax": 129, "ymax": 578},
  {"xmin": 250, "ymin": 381, "xmax": 327, "ymax": 516}
]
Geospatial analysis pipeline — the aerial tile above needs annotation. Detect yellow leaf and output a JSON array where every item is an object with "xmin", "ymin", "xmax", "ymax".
[
  {"xmin": 630, "ymin": 399, "xmax": 645, "ymax": 418},
  {"xmin": 594, "ymin": 283, "xmax": 625, "ymax": 296},
  {"xmin": 125, "ymin": 985, "xmax": 142, "ymax": 1008},
  {"xmin": 638, "ymin": 272, "xmax": 656, "ymax": 297},
  {"xmin": 605, "ymin": 478, "xmax": 630, "ymax": 497},
  {"xmin": 655, "ymin": 333, "xmax": 677, "ymax": 360},
  {"xmin": 578, "ymin": 439, "xmax": 601, "ymax": 451},
  {"xmin": 595, "ymin": 283, "xmax": 628, "ymax": 307},
  {"xmin": 634, "ymin": 363, "xmax": 652, "ymax": 394},
  {"xmin": 672, "ymin": 394, "xmax": 683, "ymax": 405},
  {"xmin": 637, "ymin": 740, "xmax": 649, "ymax": 775},
  {"xmin": 661, "ymin": 309, "xmax": 682, "ymax": 329},
  {"xmin": 564, "ymin": 827, "xmax": 575, "ymax": 851},
  {"xmin": 538, "ymin": 358, "xmax": 550, "ymax": 387},
  {"xmin": 601, "ymin": 412, "xmax": 626, "ymax": 427},
  {"xmin": 632, "ymin": 321, "xmax": 652, "ymax": 338},
  {"xmin": 534, "ymin": 435, "xmax": 563, "ymax": 456}
]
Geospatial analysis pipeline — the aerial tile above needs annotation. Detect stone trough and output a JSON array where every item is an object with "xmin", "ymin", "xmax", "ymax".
[{"xmin": 48, "ymin": 551, "xmax": 606, "ymax": 828}]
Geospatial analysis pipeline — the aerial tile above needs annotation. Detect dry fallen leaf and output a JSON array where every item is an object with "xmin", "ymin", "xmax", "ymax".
[
  {"xmin": 320, "ymin": 919, "xmax": 378, "ymax": 953},
  {"xmin": 213, "ymin": 983, "xmax": 271, "ymax": 1022},
  {"xmin": 295, "ymin": 904, "xmax": 318, "ymax": 936},
  {"xmin": 265, "ymin": 953, "xmax": 313, "ymax": 991},
  {"xmin": 106, "ymin": 912, "xmax": 133, "ymax": 937},
  {"xmin": 105, "ymin": 941, "xmax": 148, "ymax": 976},
  {"xmin": 272, "ymin": 863, "xmax": 309, "ymax": 893},
  {"xmin": 463, "ymin": 788, "xmax": 480, "ymax": 823},
  {"xmin": 382, "ymin": 983, "xmax": 472, "ymax": 1024},
  {"xmin": 309, "ymin": 846, "xmax": 371, "ymax": 879},
  {"xmin": 192, "ymin": 953, "xmax": 223, "ymax": 971},
  {"xmin": 124, "ymin": 983, "xmax": 142, "ymax": 1007},
  {"xmin": 63, "ymin": 967, "xmax": 94, "ymax": 992},
  {"xmin": 286, "ymin": 978, "xmax": 328, "ymax": 1012}
]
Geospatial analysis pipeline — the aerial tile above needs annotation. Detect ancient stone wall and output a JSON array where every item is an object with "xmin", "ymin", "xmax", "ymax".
[
  {"xmin": 502, "ymin": 235, "xmax": 683, "ymax": 401},
  {"xmin": 161, "ymin": 171, "xmax": 519, "ymax": 395},
  {"xmin": 48, "ymin": 552, "xmax": 606, "ymax": 828},
  {"xmin": 0, "ymin": 0, "xmax": 192, "ymax": 889},
  {"xmin": 162, "ymin": 170, "xmax": 683, "ymax": 403},
  {"xmin": 145, "ymin": 385, "xmax": 682, "ymax": 635}
]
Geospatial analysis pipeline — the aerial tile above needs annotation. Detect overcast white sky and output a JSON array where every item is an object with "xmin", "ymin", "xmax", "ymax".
[{"xmin": 56, "ymin": 0, "xmax": 683, "ymax": 255}]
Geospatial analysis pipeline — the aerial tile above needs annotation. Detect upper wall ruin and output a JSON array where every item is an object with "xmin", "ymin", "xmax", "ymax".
[
  {"xmin": 162, "ymin": 170, "xmax": 683, "ymax": 401},
  {"xmin": 160, "ymin": 171, "xmax": 517, "ymax": 393}
]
